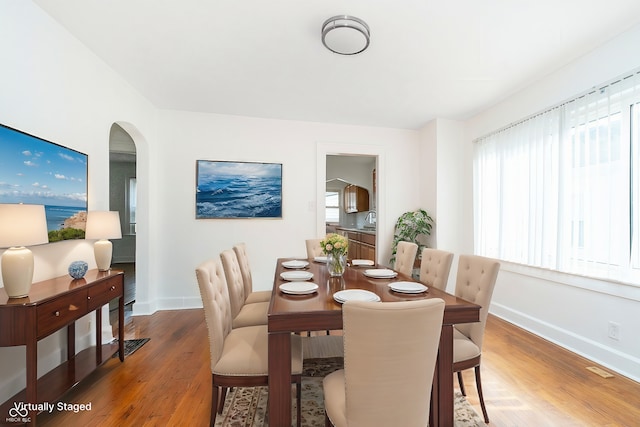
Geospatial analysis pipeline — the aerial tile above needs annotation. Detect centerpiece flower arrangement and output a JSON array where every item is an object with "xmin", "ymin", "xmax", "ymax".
[{"xmin": 320, "ymin": 233, "xmax": 349, "ymax": 276}]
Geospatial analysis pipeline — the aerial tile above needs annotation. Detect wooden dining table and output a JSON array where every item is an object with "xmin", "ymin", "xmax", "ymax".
[{"xmin": 268, "ymin": 257, "xmax": 480, "ymax": 427}]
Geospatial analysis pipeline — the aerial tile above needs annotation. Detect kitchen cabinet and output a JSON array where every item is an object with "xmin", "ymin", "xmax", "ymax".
[
  {"xmin": 343, "ymin": 185, "xmax": 369, "ymax": 213},
  {"xmin": 338, "ymin": 228, "xmax": 376, "ymax": 262}
]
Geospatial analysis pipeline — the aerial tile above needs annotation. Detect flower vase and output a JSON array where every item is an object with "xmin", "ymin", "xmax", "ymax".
[{"xmin": 327, "ymin": 253, "xmax": 347, "ymax": 277}]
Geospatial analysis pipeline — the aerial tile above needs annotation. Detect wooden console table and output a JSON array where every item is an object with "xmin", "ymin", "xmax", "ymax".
[{"xmin": 0, "ymin": 269, "xmax": 125, "ymax": 426}]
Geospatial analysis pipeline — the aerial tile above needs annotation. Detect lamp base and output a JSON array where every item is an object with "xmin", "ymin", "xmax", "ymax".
[
  {"xmin": 1, "ymin": 246, "xmax": 35, "ymax": 298},
  {"xmin": 94, "ymin": 239, "xmax": 113, "ymax": 271}
]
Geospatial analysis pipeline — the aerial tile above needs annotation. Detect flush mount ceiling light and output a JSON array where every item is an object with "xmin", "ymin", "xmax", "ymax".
[{"xmin": 322, "ymin": 15, "xmax": 370, "ymax": 55}]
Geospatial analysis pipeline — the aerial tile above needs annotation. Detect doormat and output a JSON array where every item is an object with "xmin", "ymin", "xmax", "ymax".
[{"xmin": 112, "ymin": 338, "xmax": 150, "ymax": 358}]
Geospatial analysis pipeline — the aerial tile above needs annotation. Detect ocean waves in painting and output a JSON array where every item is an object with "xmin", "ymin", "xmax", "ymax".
[{"xmin": 196, "ymin": 174, "xmax": 282, "ymax": 218}]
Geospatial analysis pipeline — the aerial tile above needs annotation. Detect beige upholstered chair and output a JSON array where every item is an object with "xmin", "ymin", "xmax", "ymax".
[
  {"xmin": 305, "ymin": 238, "xmax": 324, "ymax": 259},
  {"xmin": 220, "ymin": 249, "xmax": 269, "ymax": 328},
  {"xmin": 232, "ymin": 243, "xmax": 271, "ymax": 304},
  {"xmin": 452, "ymin": 254, "xmax": 500, "ymax": 424},
  {"xmin": 323, "ymin": 299, "xmax": 445, "ymax": 427},
  {"xmin": 419, "ymin": 248, "xmax": 454, "ymax": 291},
  {"xmin": 394, "ymin": 241, "xmax": 418, "ymax": 276},
  {"xmin": 195, "ymin": 258, "xmax": 302, "ymax": 427}
]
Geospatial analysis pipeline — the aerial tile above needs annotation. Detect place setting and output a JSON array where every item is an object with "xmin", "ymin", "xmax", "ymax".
[
  {"xmin": 351, "ymin": 259, "xmax": 375, "ymax": 267},
  {"xmin": 362, "ymin": 268, "xmax": 397, "ymax": 279},
  {"xmin": 333, "ymin": 289, "xmax": 381, "ymax": 303},
  {"xmin": 281, "ymin": 259, "xmax": 310, "ymax": 269},
  {"xmin": 280, "ymin": 270, "xmax": 314, "ymax": 281},
  {"xmin": 279, "ymin": 281, "xmax": 319, "ymax": 295},
  {"xmin": 387, "ymin": 281, "xmax": 428, "ymax": 294}
]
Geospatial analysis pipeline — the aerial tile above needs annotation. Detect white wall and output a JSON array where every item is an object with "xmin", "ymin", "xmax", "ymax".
[
  {"xmin": 465, "ymin": 24, "xmax": 640, "ymax": 381},
  {"xmin": 0, "ymin": 2, "xmax": 156, "ymax": 402},
  {"xmin": 149, "ymin": 111, "xmax": 421, "ymax": 310}
]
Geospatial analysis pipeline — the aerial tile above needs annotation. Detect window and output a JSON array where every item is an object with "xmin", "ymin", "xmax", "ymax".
[
  {"xmin": 127, "ymin": 177, "xmax": 137, "ymax": 234},
  {"xmin": 474, "ymin": 70, "xmax": 640, "ymax": 285},
  {"xmin": 325, "ymin": 191, "xmax": 340, "ymax": 223}
]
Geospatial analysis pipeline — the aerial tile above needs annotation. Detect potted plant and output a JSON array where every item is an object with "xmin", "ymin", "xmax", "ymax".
[{"xmin": 389, "ymin": 209, "xmax": 434, "ymax": 266}]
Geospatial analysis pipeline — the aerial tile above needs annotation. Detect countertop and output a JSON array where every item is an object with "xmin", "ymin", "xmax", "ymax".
[{"xmin": 336, "ymin": 226, "xmax": 376, "ymax": 235}]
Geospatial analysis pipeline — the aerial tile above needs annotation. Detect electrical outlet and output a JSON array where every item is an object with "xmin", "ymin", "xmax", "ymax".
[{"xmin": 608, "ymin": 321, "xmax": 620, "ymax": 341}]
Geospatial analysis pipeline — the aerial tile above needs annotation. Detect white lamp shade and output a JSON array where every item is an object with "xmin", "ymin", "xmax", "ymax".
[
  {"xmin": 85, "ymin": 211, "xmax": 122, "ymax": 271},
  {"xmin": 85, "ymin": 211, "xmax": 122, "ymax": 240},
  {"xmin": 0, "ymin": 204, "xmax": 49, "ymax": 248},
  {"xmin": 0, "ymin": 204, "xmax": 48, "ymax": 298}
]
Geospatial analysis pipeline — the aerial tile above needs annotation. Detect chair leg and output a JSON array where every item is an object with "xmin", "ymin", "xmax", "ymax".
[
  {"xmin": 210, "ymin": 381, "xmax": 218, "ymax": 427},
  {"xmin": 296, "ymin": 380, "xmax": 302, "ymax": 427},
  {"xmin": 457, "ymin": 371, "xmax": 466, "ymax": 396},
  {"xmin": 218, "ymin": 387, "xmax": 228, "ymax": 414},
  {"xmin": 325, "ymin": 413, "xmax": 333, "ymax": 427},
  {"xmin": 474, "ymin": 366, "xmax": 490, "ymax": 424}
]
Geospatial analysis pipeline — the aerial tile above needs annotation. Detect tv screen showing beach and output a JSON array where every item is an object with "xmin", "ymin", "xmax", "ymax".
[
  {"xmin": 0, "ymin": 124, "xmax": 88, "ymax": 242},
  {"xmin": 196, "ymin": 160, "xmax": 282, "ymax": 219}
]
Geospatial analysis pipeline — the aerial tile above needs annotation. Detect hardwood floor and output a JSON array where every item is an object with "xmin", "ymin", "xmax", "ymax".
[{"xmin": 36, "ymin": 310, "xmax": 640, "ymax": 426}]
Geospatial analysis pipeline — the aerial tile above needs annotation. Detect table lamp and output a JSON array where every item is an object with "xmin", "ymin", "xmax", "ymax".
[
  {"xmin": 85, "ymin": 211, "xmax": 122, "ymax": 271},
  {"xmin": 0, "ymin": 204, "xmax": 49, "ymax": 298}
]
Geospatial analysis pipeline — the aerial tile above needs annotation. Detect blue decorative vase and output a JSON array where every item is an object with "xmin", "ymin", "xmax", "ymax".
[{"xmin": 68, "ymin": 260, "xmax": 88, "ymax": 279}]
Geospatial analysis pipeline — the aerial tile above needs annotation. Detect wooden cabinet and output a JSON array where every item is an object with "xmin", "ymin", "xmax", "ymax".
[
  {"xmin": 0, "ymin": 270, "xmax": 125, "ymax": 426},
  {"xmin": 343, "ymin": 185, "xmax": 369, "ymax": 213},
  {"xmin": 338, "ymin": 228, "xmax": 376, "ymax": 262}
]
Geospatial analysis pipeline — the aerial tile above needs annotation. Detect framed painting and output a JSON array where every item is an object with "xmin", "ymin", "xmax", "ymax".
[
  {"xmin": 196, "ymin": 160, "xmax": 282, "ymax": 219},
  {"xmin": 0, "ymin": 123, "xmax": 88, "ymax": 242}
]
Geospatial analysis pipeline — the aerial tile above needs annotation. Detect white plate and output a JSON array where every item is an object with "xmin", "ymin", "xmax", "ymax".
[
  {"xmin": 388, "ymin": 281, "xmax": 428, "ymax": 294},
  {"xmin": 282, "ymin": 260, "xmax": 309, "ymax": 269},
  {"xmin": 280, "ymin": 271, "xmax": 314, "ymax": 281},
  {"xmin": 352, "ymin": 259, "xmax": 374, "ymax": 266},
  {"xmin": 363, "ymin": 269, "xmax": 398, "ymax": 278},
  {"xmin": 279, "ymin": 282, "xmax": 319, "ymax": 295},
  {"xmin": 313, "ymin": 256, "xmax": 328, "ymax": 263},
  {"xmin": 333, "ymin": 289, "xmax": 381, "ymax": 303}
]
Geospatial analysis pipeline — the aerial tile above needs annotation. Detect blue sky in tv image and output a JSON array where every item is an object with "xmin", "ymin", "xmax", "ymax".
[
  {"xmin": 0, "ymin": 124, "xmax": 87, "ymax": 230},
  {"xmin": 196, "ymin": 160, "xmax": 282, "ymax": 218}
]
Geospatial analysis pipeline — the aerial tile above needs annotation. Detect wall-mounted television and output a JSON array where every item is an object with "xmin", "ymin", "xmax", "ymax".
[{"xmin": 0, "ymin": 124, "xmax": 88, "ymax": 242}]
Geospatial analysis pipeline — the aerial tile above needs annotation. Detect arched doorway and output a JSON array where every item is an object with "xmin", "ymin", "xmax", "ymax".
[{"xmin": 109, "ymin": 123, "xmax": 137, "ymax": 320}]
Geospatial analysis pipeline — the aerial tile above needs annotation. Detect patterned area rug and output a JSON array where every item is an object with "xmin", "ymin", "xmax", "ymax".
[{"xmin": 214, "ymin": 357, "xmax": 487, "ymax": 427}]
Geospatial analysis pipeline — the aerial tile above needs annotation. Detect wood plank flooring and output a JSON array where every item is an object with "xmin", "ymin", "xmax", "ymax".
[{"xmin": 36, "ymin": 310, "xmax": 640, "ymax": 426}]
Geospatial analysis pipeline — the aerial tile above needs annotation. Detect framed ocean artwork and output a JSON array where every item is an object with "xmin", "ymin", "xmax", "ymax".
[
  {"xmin": 196, "ymin": 160, "xmax": 282, "ymax": 219},
  {"xmin": 0, "ymin": 123, "xmax": 88, "ymax": 242}
]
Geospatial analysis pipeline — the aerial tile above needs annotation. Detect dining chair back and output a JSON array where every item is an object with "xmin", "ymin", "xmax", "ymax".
[
  {"xmin": 322, "ymin": 299, "xmax": 445, "ymax": 427},
  {"xmin": 452, "ymin": 254, "xmax": 500, "ymax": 423},
  {"xmin": 419, "ymin": 248, "xmax": 454, "ymax": 291},
  {"xmin": 220, "ymin": 249, "xmax": 269, "ymax": 328},
  {"xmin": 394, "ymin": 241, "xmax": 418, "ymax": 276},
  {"xmin": 196, "ymin": 258, "xmax": 303, "ymax": 427},
  {"xmin": 233, "ymin": 243, "xmax": 271, "ymax": 304},
  {"xmin": 305, "ymin": 238, "xmax": 324, "ymax": 258}
]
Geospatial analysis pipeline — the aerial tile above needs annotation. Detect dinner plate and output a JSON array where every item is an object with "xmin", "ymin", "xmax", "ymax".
[
  {"xmin": 363, "ymin": 269, "xmax": 398, "ymax": 279},
  {"xmin": 280, "ymin": 271, "xmax": 314, "ymax": 281},
  {"xmin": 313, "ymin": 256, "xmax": 328, "ymax": 263},
  {"xmin": 388, "ymin": 281, "xmax": 428, "ymax": 294},
  {"xmin": 282, "ymin": 260, "xmax": 309, "ymax": 269},
  {"xmin": 333, "ymin": 289, "xmax": 381, "ymax": 303},
  {"xmin": 352, "ymin": 259, "xmax": 375, "ymax": 266},
  {"xmin": 279, "ymin": 281, "xmax": 319, "ymax": 295}
]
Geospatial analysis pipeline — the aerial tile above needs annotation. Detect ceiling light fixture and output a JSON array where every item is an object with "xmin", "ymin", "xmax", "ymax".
[{"xmin": 321, "ymin": 15, "xmax": 370, "ymax": 55}]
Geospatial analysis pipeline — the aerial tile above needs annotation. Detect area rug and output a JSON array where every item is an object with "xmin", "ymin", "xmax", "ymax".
[
  {"xmin": 214, "ymin": 357, "xmax": 487, "ymax": 427},
  {"xmin": 112, "ymin": 338, "xmax": 150, "ymax": 358}
]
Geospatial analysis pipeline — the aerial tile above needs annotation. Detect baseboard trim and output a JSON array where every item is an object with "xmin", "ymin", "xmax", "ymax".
[{"xmin": 491, "ymin": 303, "xmax": 640, "ymax": 383}]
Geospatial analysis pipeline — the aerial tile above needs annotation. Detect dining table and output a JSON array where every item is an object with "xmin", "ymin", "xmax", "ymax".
[{"xmin": 268, "ymin": 257, "xmax": 480, "ymax": 427}]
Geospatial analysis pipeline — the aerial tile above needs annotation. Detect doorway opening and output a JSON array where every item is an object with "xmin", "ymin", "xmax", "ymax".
[{"xmin": 108, "ymin": 123, "xmax": 137, "ymax": 322}]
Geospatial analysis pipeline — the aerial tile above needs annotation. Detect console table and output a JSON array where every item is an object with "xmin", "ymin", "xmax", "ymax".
[{"xmin": 0, "ymin": 269, "xmax": 125, "ymax": 426}]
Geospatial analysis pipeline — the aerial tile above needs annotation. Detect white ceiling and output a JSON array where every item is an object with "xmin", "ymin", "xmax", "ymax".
[{"xmin": 34, "ymin": 0, "xmax": 640, "ymax": 130}]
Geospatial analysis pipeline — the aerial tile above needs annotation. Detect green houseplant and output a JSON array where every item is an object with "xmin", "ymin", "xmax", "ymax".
[{"xmin": 389, "ymin": 209, "xmax": 434, "ymax": 266}]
